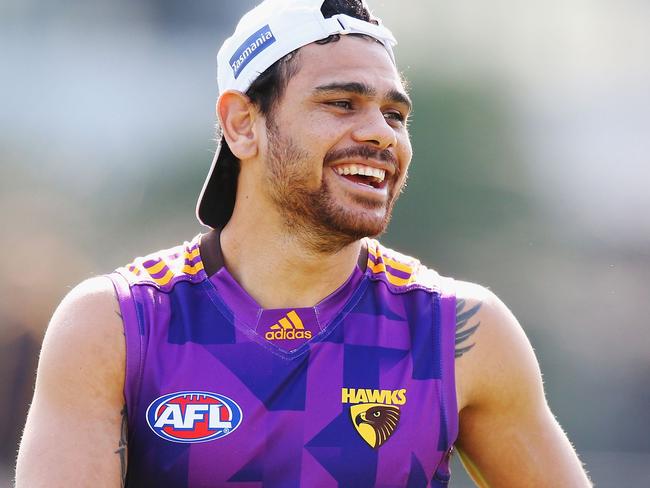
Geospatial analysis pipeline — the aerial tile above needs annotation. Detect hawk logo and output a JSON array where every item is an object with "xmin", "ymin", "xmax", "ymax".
[
  {"xmin": 265, "ymin": 310, "xmax": 312, "ymax": 341},
  {"xmin": 342, "ymin": 387, "xmax": 406, "ymax": 448},
  {"xmin": 350, "ymin": 404, "xmax": 401, "ymax": 448}
]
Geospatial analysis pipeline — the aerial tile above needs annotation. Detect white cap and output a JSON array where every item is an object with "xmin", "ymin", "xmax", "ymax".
[
  {"xmin": 217, "ymin": 0, "xmax": 397, "ymax": 95},
  {"xmin": 198, "ymin": 0, "xmax": 397, "ymax": 228}
]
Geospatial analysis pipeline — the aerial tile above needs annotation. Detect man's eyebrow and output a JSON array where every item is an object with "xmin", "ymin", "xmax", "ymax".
[
  {"xmin": 387, "ymin": 88, "xmax": 412, "ymax": 112},
  {"xmin": 313, "ymin": 82, "xmax": 412, "ymax": 111}
]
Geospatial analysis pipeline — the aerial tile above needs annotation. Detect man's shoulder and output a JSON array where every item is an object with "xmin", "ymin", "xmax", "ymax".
[
  {"xmin": 366, "ymin": 238, "xmax": 451, "ymax": 293},
  {"xmin": 366, "ymin": 239, "xmax": 501, "ymax": 301},
  {"xmin": 39, "ymin": 275, "xmax": 126, "ymax": 391},
  {"xmin": 59, "ymin": 275, "xmax": 121, "ymax": 315},
  {"xmin": 450, "ymin": 277, "xmax": 543, "ymax": 411},
  {"xmin": 49, "ymin": 276, "xmax": 124, "ymax": 344},
  {"xmin": 114, "ymin": 234, "xmax": 207, "ymax": 292}
]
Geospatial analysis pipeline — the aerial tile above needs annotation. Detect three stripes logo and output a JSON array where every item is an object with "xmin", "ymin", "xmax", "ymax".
[
  {"xmin": 264, "ymin": 310, "xmax": 313, "ymax": 341},
  {"xmin": 342, "ymin": 387, "xmax": 407, "ymax": 449}
]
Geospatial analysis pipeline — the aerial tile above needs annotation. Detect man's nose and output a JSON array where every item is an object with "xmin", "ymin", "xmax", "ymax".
[{"xmin": 351, "ymin": 108, "xmax": 397, "ymax": 151}]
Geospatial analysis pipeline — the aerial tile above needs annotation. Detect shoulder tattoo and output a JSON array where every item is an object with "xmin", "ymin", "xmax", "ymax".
[
  {"xmin": 455, "ymin": 298, "xmax": 481, "ymax": 358},
  {"xmin": 115, "ymin": 405, "xmax": 128, "ymax": 487}
]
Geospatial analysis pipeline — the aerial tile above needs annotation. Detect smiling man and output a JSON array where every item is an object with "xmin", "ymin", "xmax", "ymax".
[{"xmin": 16, "ymin": 1, "xmax": 591, "ymax": 487}]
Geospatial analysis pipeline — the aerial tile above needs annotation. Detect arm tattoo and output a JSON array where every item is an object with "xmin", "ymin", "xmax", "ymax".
[
  {"xmin": 455, "ymin": 298, "xmax": 481, "ymax": 358},
  {"xmin": 115, "ymin": 405, "xmax": 128, "ymax": 487}
]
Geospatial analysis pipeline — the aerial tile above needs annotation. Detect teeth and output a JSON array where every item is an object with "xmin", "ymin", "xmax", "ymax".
[{"xmin": 334, "ymin": 164, "xmax": 386, "ymax": 183}]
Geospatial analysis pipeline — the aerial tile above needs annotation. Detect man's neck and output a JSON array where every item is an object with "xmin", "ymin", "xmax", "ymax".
[{"xmin": 205, "ymin": 220, "xmax": 364, "ymax": 310}]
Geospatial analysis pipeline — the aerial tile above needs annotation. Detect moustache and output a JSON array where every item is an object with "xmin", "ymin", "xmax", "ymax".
[{"xmin": 324, "ymin": 146, "xmax": 398, "ymax": 173}]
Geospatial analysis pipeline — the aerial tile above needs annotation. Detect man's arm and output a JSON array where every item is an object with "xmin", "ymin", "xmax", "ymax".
[
  {"xmin": 453, "ymin": 281, "xmax": 591, "ymax": 487},
  {"xmin": 15, "ymin": 277, "xmax": 127, "ymax": 487}
]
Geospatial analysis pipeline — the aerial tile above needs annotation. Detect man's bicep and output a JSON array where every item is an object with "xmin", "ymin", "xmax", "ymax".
[
  {"xmin": 16, "ymin": 277, "xmax": 127, "ymax": 488},
  {"xmin": 454, "ymin": 285, "xmax": 591, "ymax": 487},
  {"xmin": 457, "ymin": 396, "xmax": 587, "ymax": 487}
]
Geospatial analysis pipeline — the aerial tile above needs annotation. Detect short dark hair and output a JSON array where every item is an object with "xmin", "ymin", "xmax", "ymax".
[{"xmin": 213, "ymin": 0, "xmax": 377, "ymax": 227}]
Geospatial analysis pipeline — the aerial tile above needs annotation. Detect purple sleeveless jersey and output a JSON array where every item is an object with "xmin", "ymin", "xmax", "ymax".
[{"xmin": 108, "ymin": 235, "xmax": 458, "ymax": 488}]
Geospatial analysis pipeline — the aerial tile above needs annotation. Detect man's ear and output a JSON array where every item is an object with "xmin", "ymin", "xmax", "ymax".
[{"xmin": 217, "ymin": 91, "xmax": 260, "ymax": 160}]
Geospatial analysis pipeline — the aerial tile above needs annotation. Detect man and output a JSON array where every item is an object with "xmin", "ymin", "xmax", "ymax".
[{"xmin": 16, "ymin": 0, "xmax": 591, "ymax": 486}]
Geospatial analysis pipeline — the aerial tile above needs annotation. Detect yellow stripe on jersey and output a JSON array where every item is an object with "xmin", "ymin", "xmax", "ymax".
[
  {"xmin": 185, "ymin": 247, "xmax": 200, "ymax": 261},
  {"xmin": 144, "ymin": 259, "xmax": 167, "ymax": 275},
  {"xmin": 151, "ymin": 269, "xmax": 174, "ymax": 286},
  {"xmin": 367, "ymin": 262, "xmax": 413, "ymax": 286},
  {"xmin": 182, "ymin": 262, "xmax": 205, "ymax": 275},
  {"xmin": 119, "ymin": 236, "xmax": 208, "ymax": 290},
  {"xmin": 366, "ymin": 241, "xmax": 415, "ymax": 287},
  {"xmin": 128, "ymin": 265, "xmax": 142, "ymax": 276},
  {"xmin": 368, "ymin": 247, "xmax": 413, "ymax": 273}
]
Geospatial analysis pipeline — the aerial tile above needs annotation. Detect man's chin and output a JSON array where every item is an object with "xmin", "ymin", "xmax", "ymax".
[{"xmin": 325, "ymin": 207, "xmax": 392, "ymax": 239}]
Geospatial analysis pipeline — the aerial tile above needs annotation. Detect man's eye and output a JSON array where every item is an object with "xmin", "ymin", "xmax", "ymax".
[
  {"xmin": 384, "ymin": 111, "xmax": 406, "ymax": 123},
  {"xmin": 328, "ymin": 100, "xmax": 353, "ymax": 110}
]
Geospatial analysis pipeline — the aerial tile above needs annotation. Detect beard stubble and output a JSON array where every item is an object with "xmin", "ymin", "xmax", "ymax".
[{"xmin": 264, "ymin": 121, "xmax": 403, "ymax": 254}]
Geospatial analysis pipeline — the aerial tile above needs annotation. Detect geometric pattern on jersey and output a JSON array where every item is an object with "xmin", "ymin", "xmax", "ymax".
[{"xmin": 109, "ymin": 234, "xmax": 458, "ymax": 487}]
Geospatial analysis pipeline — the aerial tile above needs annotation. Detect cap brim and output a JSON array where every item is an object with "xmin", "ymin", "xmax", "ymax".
[{"xmin": 196, "ymin": 137, "xmax": 238, "ymax": 229}]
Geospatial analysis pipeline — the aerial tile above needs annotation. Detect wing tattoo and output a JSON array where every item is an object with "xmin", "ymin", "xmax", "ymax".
[{"xmin": 455, "ymin": 298, "xmax": 481, "ymax": 358}]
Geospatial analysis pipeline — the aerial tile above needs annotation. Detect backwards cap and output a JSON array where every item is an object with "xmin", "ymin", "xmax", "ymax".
[{"xmin": 197, "ymin": 0, "xmax": 397, "ymax": 228}]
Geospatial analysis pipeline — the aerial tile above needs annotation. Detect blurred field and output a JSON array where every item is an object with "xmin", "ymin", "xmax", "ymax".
[{"xmin": 1, "ymin": 1, "xmax": 649, "ymax": 485}]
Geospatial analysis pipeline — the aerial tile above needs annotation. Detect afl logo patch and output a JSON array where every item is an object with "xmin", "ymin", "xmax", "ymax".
[{"xmin": 146, "ymin": 391, "xmax": 243, "ymax": 443}]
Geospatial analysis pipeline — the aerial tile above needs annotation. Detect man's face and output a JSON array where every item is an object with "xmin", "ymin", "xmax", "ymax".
[{"xmin": 259, "ymin": 36, "xmax": 413, "ymax": 252}]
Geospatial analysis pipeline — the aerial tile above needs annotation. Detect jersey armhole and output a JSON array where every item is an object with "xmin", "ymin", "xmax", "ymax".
[
  {"xmin": 440, "ymin": 277, "xmax": 458, "ymax": 442},
  {"xmin": 107, "ymin": 271, "xmax": 144, "ymax": 431},
  {"xmin": 435, "ymin": 277, "xmax": 459, "ymax": 479}
]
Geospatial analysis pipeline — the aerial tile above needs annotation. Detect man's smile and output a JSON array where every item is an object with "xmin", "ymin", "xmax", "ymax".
[
  {"xmin": 334, "ymin": 163, "xmax": 386, "ymax": 187},
  {"xmin": 329, "ymin": 164, "xmax": 390, "ymax": 195}
]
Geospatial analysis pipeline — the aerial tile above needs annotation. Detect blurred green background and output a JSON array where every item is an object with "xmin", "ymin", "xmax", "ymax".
[{"xmin": 1, "ymin": 1, "xmax": 648, "ymax": 485}]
